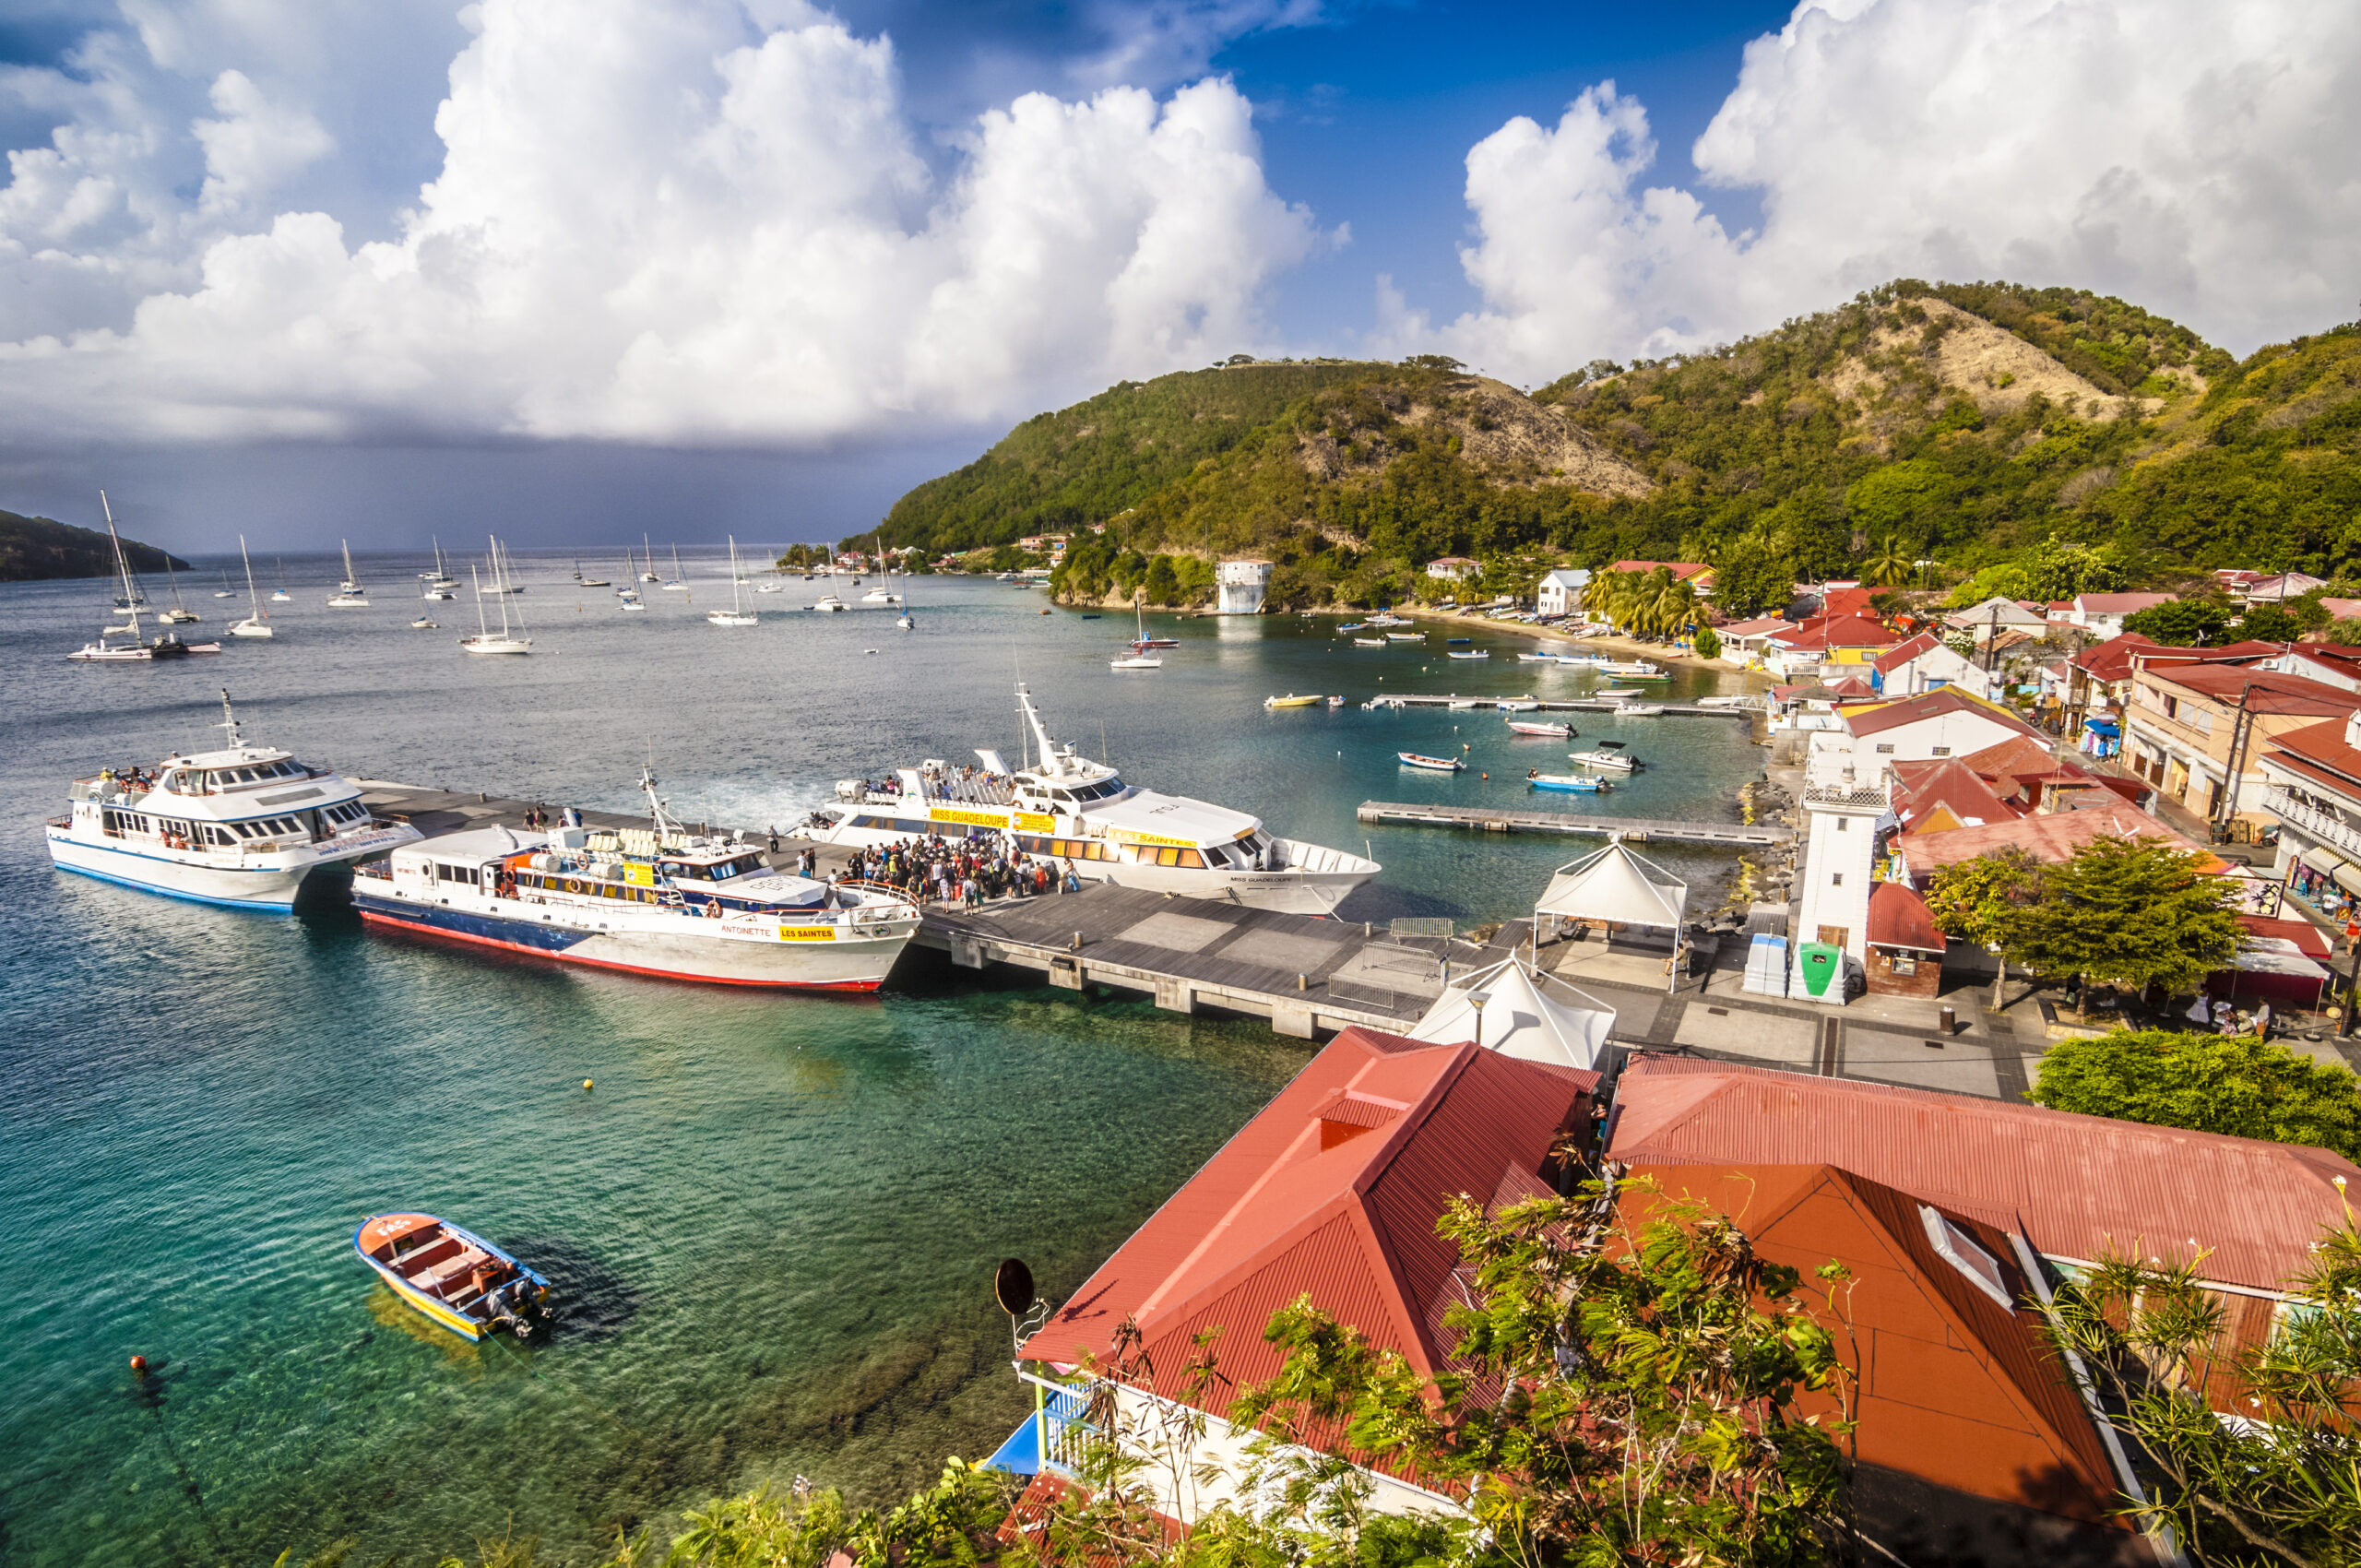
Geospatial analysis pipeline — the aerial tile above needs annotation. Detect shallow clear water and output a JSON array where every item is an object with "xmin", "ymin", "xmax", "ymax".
[{"xmin": 0, "ymin": 556, "xmax": 1761, "ymax": 1564}]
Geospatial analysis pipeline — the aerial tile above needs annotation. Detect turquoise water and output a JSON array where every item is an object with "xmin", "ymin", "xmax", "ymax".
[{"xmin": 0, "ymin": 561, "xmax": 1761, "ymax": 1564}]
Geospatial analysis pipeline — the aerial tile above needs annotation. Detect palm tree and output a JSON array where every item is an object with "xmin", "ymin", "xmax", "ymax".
[{"xmin": 1861, "ymin": 535, "xmax": 1913, "ymax": 588}]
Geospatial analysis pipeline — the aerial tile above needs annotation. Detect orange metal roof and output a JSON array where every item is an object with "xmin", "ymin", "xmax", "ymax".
[
  {"xmin": 1020, "ymin": 1028, "xmax": 1595, "ymax": 1403},
  {"xmin": 1842, "ymin": 687, "xmax": 2044, "ymax": 742},
  {"xmin": 1865, "ymin": 881, "xmax": 1947, "ymax": 952},
  {"xmin": 1625, "ymin": 1165, "xmax": 2121, "ymax": 1526},
  {"xmin": 1609, "ymin": 1058, "xmax": 2361, "ymax": 1294}
]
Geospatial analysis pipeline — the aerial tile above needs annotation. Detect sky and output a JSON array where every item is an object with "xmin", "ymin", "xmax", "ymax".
[{"xmin": 1, "ymin": 0, "xmax": 2355, "ymax": 553}]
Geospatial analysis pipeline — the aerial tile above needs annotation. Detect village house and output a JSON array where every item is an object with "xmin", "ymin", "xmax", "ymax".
[
  {"xmin": 2121, "ymin": 660, "xmax": 2355, "ymax": 825},
  {"xmin": 1714, "ymin": 615, "xmax": 1797, "ymax": 668},
  {"xmin": 1534, "ymin": 565, "xmax": 1591, "ymax": 617},
  {"xmin": 2060, "ymin": 590, "xmax": 2176, "ymax": 639},
  {"xmin": 1867, "ymin": 630, "xmax": 1987, "ymax": 697},
  {"xmin": 1762, "ymin": 612, "xmax": 1905, "ymax": 680},
  {"xmin": 1608, "ymin": 1058, "xmax": 2361, "ymax": 1467},
  {"xmin": 992, "ymin": 1028, "xmax": 1597, "ymax": 1525},
  {"xmin": 1801, "ymin": 687, "xmax": 2049, "ymax": 790},
  {"xmin": 1944, "ymin": 595, "xmax": 2048, "ymax": 643},
  {"xmin": 2256, "ymin": 711, "xmax": 2361, "ymax": 919},
  {"xmin": 1422, "ymin": 555, "xmax": 1478, "ymax": 583}
]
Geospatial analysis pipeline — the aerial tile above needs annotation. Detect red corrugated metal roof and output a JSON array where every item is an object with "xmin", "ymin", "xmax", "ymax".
[
  {"xmin": 1892, "ymin": 801, "xmax": 2215, "ymax": 875},
  {"xmin": 1021, "ymin": 1028, "xmax": 1592, "ymax": 1399},
  {"xmin": 2262, "ymin": 718, "xmax": 2361, "ymax": 792},
  {"xmin": 1889, "ymin": 757, "xmax": 2022, "ymax": 828},
  {"xmin": 1609, "ymin": 1058, "xmax": 2361, "ymax": 1294},
  {"xmin": 2142, "ymin": 664, "xmax": 2355, "ymax": 717},
  {"xmin": 1625, "ymin": 1165, "xmax": 2122, "ymax": 1526},
  {"xmin": 1869, "ymin": 631, "xmax": 1940, "ymax": 672},
  {"xmin": 1866, "ymin": 881, "xmax": 1947, "ymax": 952},
  {"xmin": 2070, "ymin": 631, "xmax": 2162, "ymax": 681}
]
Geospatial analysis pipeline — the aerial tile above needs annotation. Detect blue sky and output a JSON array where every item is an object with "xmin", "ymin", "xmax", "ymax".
[{"xmin": 0, "ymin": 0, "xmax": 2351, "ymax": 552}]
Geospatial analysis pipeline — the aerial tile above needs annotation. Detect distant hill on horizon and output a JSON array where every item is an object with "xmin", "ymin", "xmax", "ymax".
[
  {"xmin": 1, "ymin": 505, "xmax": 191, "ymax": 583},
  {"xmin": 872, "ymin": 279, "xmax": 2361, "ymax": 612}
]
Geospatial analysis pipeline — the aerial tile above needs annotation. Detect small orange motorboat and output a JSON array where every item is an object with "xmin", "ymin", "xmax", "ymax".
[{"xmin": 353, "ymin": 1213, "xmax": 552, "ymax": 1343}]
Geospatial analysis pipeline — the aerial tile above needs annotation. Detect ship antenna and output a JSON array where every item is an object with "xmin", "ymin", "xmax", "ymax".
[
  {"xmin": 216, "ymin": 688, "xmax": 242, "ymax": 749},
  {"xmin": 640, "ymin": 762, "xmax": 682, "ymax": 839}
]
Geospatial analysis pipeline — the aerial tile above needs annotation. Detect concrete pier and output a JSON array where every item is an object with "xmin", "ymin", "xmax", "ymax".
[{"xmin": 1356, "ymin": 801, "xmax": 1791, "ymax": 847}]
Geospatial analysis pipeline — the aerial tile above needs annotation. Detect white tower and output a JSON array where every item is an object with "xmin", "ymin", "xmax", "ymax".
[
  {"xmin": 1791, "ymin": 782, "xmax": 1889, "ymax": 1003},
  {"xmin": 1216, "ymin": 559, "xmax": 1273, "ymax": 615}
]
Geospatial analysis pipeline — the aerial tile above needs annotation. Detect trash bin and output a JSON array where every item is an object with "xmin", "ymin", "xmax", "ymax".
[{"xmin": 1797, "ymin": 942, "xmax": 1842, "ymax": 999}]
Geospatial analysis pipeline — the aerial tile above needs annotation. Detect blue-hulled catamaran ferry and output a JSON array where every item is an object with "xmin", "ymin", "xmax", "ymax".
[
  {"xmin": 45, "ymin": 691, "xmax": 421, "ymax": 909},
  {"xmin": 351, "ymin": 770, "xmax": 919, "ymax": 989}
]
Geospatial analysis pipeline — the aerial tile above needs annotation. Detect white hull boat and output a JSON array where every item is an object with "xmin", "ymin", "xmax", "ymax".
[
  {"xmin": 805, "ymin": 684, "xmax": 1378, "ymax": 916},
  {"xmin": 354, "ymin": 770, "xmax": 916, "ymax": 988},
  {"xmin": 46, "ymin": 691, "xmax": 420, "ymax": 909},
  {"xmin": 460, "ymin": 546, "xmax": 531, "ymax": 653},
  {"xmin": 708, "ymin": 537, "xmax": 759, "ymax": 624}
]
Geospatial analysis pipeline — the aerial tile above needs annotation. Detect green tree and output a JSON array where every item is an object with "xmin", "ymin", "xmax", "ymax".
[
  {"xmin": 1713, "ymin": 540, "xmax": 1798, "ymax": 618},
  {"xmin": 1692, "ymin": 624, "xmax": 1722, "ymax": 660},
  {"xmin": 1923, "ymin": 849, "xmax": 2042, "ymax": 1005},
  {"xmin": 1230, "ymin": 1181, "xmax": 1857, "ymax": 1568},
  {"xmin": 1845, "ymin": 458, "xmax": 1952, "ymax": 534},
  {"xmin": 2038, "ymin": 1218, "xmax": 2361, "ymax": 1565},
  {"xmin": 2122, "ymin": 599, "xmax": 2232, "ymax": 646},
  {"xmin": 2008, "ymin": 835, "xmax": 2241, "ymax": 996},
  {"xmin": 2021, "ymin": 538, "xmax": 2124, "ymax": 601},
  {"xmin": 1143, "ymin": 554, "xmax": 1180, "ymax": 605},
  {"xmin": 2028, "ymin": 1030, "xmax": 2361, "ymax": 1159}
]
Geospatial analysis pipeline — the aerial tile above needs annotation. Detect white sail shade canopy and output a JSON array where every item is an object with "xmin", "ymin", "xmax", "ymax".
[
  {"xmin": 1535, "ymin": 839, "xmax": 1689, "ymax": 930},
  {"xmin": 1408, "ymin": 954, "xmax": 1617, "ymax": 1071}
]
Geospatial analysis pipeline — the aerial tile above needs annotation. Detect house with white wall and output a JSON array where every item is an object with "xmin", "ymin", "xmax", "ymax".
[{"xmin": 1536, "ymin": 567, "xmax": 1592, "ymax": 617}]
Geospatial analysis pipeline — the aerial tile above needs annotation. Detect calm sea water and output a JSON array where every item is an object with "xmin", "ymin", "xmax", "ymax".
[{"xmin": 0, "ymin": 554, "xmax": 1762, "ymax": 1565}]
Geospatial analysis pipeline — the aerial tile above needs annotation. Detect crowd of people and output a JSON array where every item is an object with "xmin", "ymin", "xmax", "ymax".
[{"xmin": 834, "ymin": 833, "xmax": 1074, "ymax": 907}]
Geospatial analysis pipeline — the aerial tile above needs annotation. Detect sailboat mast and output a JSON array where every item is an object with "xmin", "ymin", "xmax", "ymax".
[
  {"xmin": 101, "ymin": 491, "xmax": 142, "ymax": 639},
  {"xmin": 472, "ymin": 564, "xmax": 490, "ymax": 637}
]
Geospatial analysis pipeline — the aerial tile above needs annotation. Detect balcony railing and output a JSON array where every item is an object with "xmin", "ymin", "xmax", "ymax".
[{"xmin": 2263, "ymin": 786, "xmax": 2361, "ymax": 861}]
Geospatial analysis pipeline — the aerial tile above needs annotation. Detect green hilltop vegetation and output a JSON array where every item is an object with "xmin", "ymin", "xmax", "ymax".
[
  {"xmin": 0, "ymin": 505, "xmax": 191, "ymax": 582},
  {"xmin": 873, "ymin": 280, "xmax": 2361, "ymax": 613}
]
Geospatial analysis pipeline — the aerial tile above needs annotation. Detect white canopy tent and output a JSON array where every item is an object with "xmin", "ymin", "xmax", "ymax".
[
  {"xmin": 1533, "ymin": 837, "xmax": 1691, "ymax": 992},
  {"xmin": 1408, "ymin": 954, "xmax": 1618, "ymax": 1071}
]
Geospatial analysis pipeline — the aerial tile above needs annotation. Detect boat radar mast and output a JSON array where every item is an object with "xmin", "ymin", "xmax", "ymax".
[
  {"xmin": 639, "ymin": 765, "xmax": 689, "ymax": 841},
  {"xmin": 1014, "ymin": 683, "xmax": 1094, "ymax": 780},
  {"xmin": 214, "ymin": 688, "xmax": 245, "ymax": 750}
]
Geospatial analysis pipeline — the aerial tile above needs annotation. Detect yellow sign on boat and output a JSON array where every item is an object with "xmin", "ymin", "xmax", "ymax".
[
  {"xmin": 777, "ymin": 925, "xmax": 836, "ymax": 942},
  {"xmin": 929, "ymin": 807, "xmax": 1009, "ymax": 829},
  {"xmin": 1014, "ymin": 812, "xmax": 1055, "ymax": 832},
  {"xmin": 1110, "ymin": 827, "xmax": 1200, "ymax": 849}
]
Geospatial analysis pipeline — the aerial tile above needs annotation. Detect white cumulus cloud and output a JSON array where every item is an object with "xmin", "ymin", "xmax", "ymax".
[
  {"xmin": 1416, "ymin": 0, "xmax": 2361, "ymax": 381},
  {"xmin": 0, "ymin": 0, "xmax": 1320, "ymax": 445}
]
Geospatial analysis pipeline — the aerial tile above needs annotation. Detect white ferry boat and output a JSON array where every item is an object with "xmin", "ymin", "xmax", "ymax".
[
  {"xmin": 353, "ymin": 771, "xmax": 918, "ymax": 989},
  {"xmin": 46, "ymin": 693, "xmax": 421, "ymax": 909},
  {"xmin": 804, "ymin": 685, "xmax": 1379, "ymax": 915}
]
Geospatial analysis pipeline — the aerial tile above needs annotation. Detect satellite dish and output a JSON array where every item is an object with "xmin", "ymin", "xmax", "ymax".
[{"xmin": 994, "ymin": 1257, "xmax": 1035, "ymax": 1318}]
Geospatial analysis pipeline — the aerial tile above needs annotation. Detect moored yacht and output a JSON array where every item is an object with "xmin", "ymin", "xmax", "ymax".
[
  {"xmin": 353, "ymin": 770, "xmax": 919, "ymax": 988},
  {"xmin": 804, "ymin": 684, "xmax": 1380, "ymax": 915},
  {"xmin": 46, "ymin": 691, "xmax": 421, "ymax": 907}
]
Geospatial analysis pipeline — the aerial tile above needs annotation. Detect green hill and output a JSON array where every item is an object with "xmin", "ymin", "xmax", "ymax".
[
  {"xmin": 874, "ymin": 281, "xmax": 2361, "ymax": 612},
  {"xmin": 1, "ymin": 505, "xmax": 191, "ymax": 582}
]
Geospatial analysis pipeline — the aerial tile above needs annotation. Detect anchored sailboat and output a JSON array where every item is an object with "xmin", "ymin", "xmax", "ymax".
[
  {"xmin": 459, "ymin": 541, "xmax": 532, "ymax": 654},
  {"xmin": 231, "ymin": 535, "xmax": 274, "ymax": 637},
  {"xmin": 707, "ymin": 538, "xmax": 757, "ymax": 625},
  {"xmin": 328, "ymin": 541, "xmax": 369, "ymax": 607}
]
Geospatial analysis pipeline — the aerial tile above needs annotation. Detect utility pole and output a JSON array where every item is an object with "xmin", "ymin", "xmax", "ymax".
[{"xmin": 2213, "ymin": 681, "xmax": 2259, "ymax": 843}]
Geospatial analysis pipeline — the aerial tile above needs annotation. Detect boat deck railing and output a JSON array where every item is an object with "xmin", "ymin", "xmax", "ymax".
[{"xmin": 922, "ymin": 778, "xmax": 1015, "ymax": 806}]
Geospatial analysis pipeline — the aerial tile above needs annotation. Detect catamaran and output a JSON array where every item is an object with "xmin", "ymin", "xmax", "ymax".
[
  {"xmin": 1110, "ymin": 601, "xmax": 1161, "ymax": 667},
  {"xmin": 708, "ymin": 538, "xmax": 758, "ymax": 625},
  {"xmin": 158, "ymin": 557, "xmax": 200, "ymax": 624},
  {"xmin": 46, "ymin": 690, "xmax": 419, "ymax": 906},
  {"xmin": 327, "ymin": 541, "xmax": 369, "ymax": 607},
  {"xmin": 805, "ymin": 684, "xmax": 1380, "ymax": 915},
  {"xmin": 271, "ymin": 560, "xmax": 292, "ymax": 602},
  {"xmin": 662, "ymin": 544, "xmax": 688, "ymax": 591},
  {"xmin": 574, "ymin": 556, "xmax": 611, "ymax": 588},
  {"xmin": 459, "ymin": 545, "xmax": 531, "ymax": 654},
  {"xmin": 230, "ymin": 535, "xmax": 273, "ymax": 638},
  {"xmin": 353, "ymin": 769, "xmax": 919, "ymax": 988},
  {"xmin": 640, "ymin": 535, "xmax": 662, "ymax": 583}
]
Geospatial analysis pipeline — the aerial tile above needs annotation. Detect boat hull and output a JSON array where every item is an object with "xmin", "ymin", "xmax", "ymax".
[
  {"xmin": 352, "ymin": 889, "xmax": 908, "ymax": 988},
  {"xmin": 47, "ymin": 824, "xmax": 418, "ymax": 909},
  {"xmin": 354, "ymin": 1216, "xmax": 547, "ymax": 1343}
]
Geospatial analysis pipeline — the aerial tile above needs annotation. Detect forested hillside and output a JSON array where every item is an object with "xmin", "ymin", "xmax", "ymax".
[
  {"xmin": 874, "ymin": 280, "xmax": 2361, "ymax": 612},
  {"xmin": 0, "ymin": 506, "xmax": 190, "ymax": 581}
]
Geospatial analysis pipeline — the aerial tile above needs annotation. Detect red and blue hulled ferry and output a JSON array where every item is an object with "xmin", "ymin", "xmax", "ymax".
[
  {"xmin": 351, "ymin": 769, "xmax": 919, "ymax": 989},
  {"xmin": 353, "ymin": 1213, "xmax": 552, "ymax": 1342}
]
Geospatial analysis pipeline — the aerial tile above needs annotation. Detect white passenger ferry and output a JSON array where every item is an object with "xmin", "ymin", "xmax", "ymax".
[
  {"xmin": 46, "ymin": 693, "xmax": 421, "ymax": 909},
  {"xmin": 353, "ymin": 773, "xmax": 919, "ymax": 990},
  {"xmin": 804, "ymin": 685, "xmax": 1380, "ymax": 915}
]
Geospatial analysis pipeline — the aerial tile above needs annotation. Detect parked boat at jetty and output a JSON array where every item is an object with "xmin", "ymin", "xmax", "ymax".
[
  {"xmin": 1569, "ymin": 742, "xmax": 1642, "ymax": 772},
  {"xmin": 354, "ymin": 770, "xmax": 918, "ymax": 988},
  {"xmin": 1528, "ymin": 772, "xmax": 1610, "ymax": 792},
  {"xmin": 353, "ymin": 1213, "xmax": 551, "ymax": 1342},
  {"xmin": 1598, "ymin": 660, "xmax": 1666, "ymax": 678},
  {"xmin": 1507, "ymin": 719, "xmax": 1574, "ymax": 738},
  {"xmin": 1615, "ymin": 702, "xmax": 1667, "ymax": 717},
  {"xmin": 805, "ymin": 684, "xmax": 1378, "ymax": 915},
  {"xmin": 1397, "ymin": 752, "xmax": 1465, "ymax": 772},
  {"xmin": 46, "ymin": 691, "xmax": 420, "ymax": 907}
]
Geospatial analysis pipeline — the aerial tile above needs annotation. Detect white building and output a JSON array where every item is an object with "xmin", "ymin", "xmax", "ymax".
[
  {"xmin": 1216, "ymin": 558, "xmax": 1273, "ymax": 614},
  {"xmin": 1536, "ymin": 567, "xmax": 1592, "ymax": 617},
  {"xmin": 1425, "ymin": 556, "xmax": 1479, "ymax": 583},
  {"xmin": 1803, "ymin": 689, "xmax": 2049, "ymax": 790},
  {"xmin": 1792, "ymin": 783, "xmax": 1891, "ymax": 986}
]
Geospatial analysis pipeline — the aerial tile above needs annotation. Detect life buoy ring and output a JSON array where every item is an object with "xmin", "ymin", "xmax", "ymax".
[
  {"xmin": 564, "ymin": 878, "xmax": 583, "ymax": 894},
  {"xmin": 705, "ymin": 900, "xmax": 723, "ymax": 919}
]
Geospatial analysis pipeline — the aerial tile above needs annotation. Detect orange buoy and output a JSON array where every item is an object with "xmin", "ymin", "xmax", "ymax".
[{"xmin": 129, "ymin": 1355, "xmax": 148, "ymax": 1372}]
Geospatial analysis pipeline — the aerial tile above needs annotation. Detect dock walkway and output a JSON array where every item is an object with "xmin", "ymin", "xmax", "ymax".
[
  {"xmin": 1368, "ymin": 694, "xmax": 1754, "ymax": 719},
  {"xmin": 1357, "ymin": 800, "xmax": 1790, "ymax": 847},
  {"xmin": 914, "ymin": 883, "xmax": 1472, "ymax": 1037}
]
